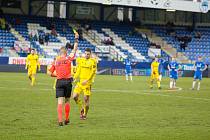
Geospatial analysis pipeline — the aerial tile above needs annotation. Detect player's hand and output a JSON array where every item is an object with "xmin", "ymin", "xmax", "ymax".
[
  {"xmin": 82, "ymin": 80, "xmax": 88, "ymax": 86},
  {"xmin": 38, "ymin": 68, "xmax": 41, "ymax": 71},
  {"xmin": 25, "ymin": 66, "xmax": 27, "ymax": 70}
]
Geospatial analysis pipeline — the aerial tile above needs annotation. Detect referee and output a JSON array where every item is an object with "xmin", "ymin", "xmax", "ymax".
[{"xmin": 47, "ymin": 33, "xmax": 79, "ymax": 126}]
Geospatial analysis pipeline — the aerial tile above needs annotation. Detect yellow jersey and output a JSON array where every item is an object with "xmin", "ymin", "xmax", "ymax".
[
  {"xmin": 26, "ymin": 54, "xmax": 40, "ymax": 67},
  {"xmin": 74, "ymin": 58, "xmax": 96, "ymax": 81},
  {"xmin": 151, "ymin": 61, "xmax": 159, "ymax": 74}
]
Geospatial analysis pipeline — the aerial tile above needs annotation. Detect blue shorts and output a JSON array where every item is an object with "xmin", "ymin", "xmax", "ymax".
[
  {"xmin": 170, "ymin": 71, "xmax": 178, "ymax": 80},
  {"xmin": 194, "ymin": 72, "xmax": 202, "ymax": 80},
  {"xmin": 125, "ymin": 68, "xmax": 132, "ymax": 74}
]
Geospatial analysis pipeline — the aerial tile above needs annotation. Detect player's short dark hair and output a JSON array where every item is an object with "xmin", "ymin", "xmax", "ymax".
[
  {"xmin": 85, "ymin": 48, "xmax": 91, "ymax": 53},
  {"xmin": 31, "ymin": 48, "xmax": 35, "ymax": 51}
]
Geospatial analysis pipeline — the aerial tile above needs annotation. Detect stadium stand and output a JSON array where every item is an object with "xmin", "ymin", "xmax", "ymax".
[
  {"xmin": 0, "ymin": 15, "xmax": 95, "ymax": 58},
  {"xmin": 150, "ymin": 25, "xmax": 210, "ymax": 64}
]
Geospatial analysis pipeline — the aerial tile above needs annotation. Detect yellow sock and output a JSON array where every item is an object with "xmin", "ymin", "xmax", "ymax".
[
  {"xmin": 31, "ymin": 76, "xmax": 35, "ymax": 86},
  {"xmin": 157, "ymin": 80, "xmax": 161, "ymax": 88}
]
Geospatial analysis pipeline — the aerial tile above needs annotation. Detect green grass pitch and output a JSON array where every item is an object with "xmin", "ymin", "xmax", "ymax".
[{"xmin": 0, "ymin": 72, "xmax": 210, "ymax": 140}]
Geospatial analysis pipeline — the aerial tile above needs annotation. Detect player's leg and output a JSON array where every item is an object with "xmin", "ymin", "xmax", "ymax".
[
  {"xmin": 56, "ymin": 80, "xmax": 65, "ymax": 126},
  {"xmin": 192, "ymin": 79, "xmax": 197, "ymax": 90},
  {"xmin": 73, "ymin": 84, "xmax": 83, "ymax": 117},
  {"xmin": 129, "ymin": 72, "xmax": 133, "ymax": 81},
  {"xmin": 159, "ymin": 74, "xmax": 162, "ymax": 82},
  {"xmin": 169, "ymin": 78, "xmax": 174, "ymax": 89},
  {"xmin": 156, "ymin": 74, "xmax": 161, "ymax": 89},
  {"xmin": 28, "ymin": 68, "xmax": 32, "ymax": 81},
  {"xmin": 57, "ymin": 97, "xmax": 64, "ymax": 126},
  {"xmin": 31, "ymin": 68, "xmax": 37, "ymax": 86},
  {"xmin": 83, "ymin": 95, "xmax": 90, "ymax": 120},
  {"xmin": 64, "ymin": 81, "xmax": 72, "ymax": 125},
  {"xmin": 82, "ymin": 85, "xmax": 91, "ymax": 119},
  {"xmin": 173, "ymin": 79, "xmax": 176, "ymax": 88},
  {"xmin": 169, "ymin": 71, "xmax": 173, "ymax": 89},
  {"xmin": 125, "ymin": 70, "xmax": 129, "ymax": 81},
  {"xmin": 64, "ymin": 98, "xmax": 70, "ymax": 124},
  {"xmin": 197, "ymin": 74, "xmax": 202, "ymax": 90},
  {"xmin": 150, "ymin": 75, "xmax": 154, "ymax": 89}
]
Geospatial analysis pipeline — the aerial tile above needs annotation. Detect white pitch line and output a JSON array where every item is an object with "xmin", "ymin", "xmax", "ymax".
[
  {"xmin": 93, "ymin": 89, "xmax": 210, "ymax": 102},
  {"xmin": 0, "ymin": 86, "xmax": 210, "ymax": 102}
]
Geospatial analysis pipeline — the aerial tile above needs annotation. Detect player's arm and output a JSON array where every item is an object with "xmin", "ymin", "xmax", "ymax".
[
  {"xmin": 86, "ymin": 64, "xmax": 97, "ymax": 82},
  {"xmin": 151, "ymin": 64, "xmax": 154, "ymax": 74},
  {"xmin": 73, "ymin": 64, "xmax": 81, "ymax": 82},
  {"xmin": 167, "ymin": 64, "xmax": 171, "ymax": 71},
  {"xmin": 193, "ymin": 63, "xmax": 196, "ymax": 71},
  {"xmin": 25, "ymin": 56, "xmax": 29, "ymax": 69},
  {"xmin": 47, "ymin": 62, "xmax": 56, "ymax": 77},
  {"xmin": 37, "ymin": 56, "xmax": 41, "ymax": 71},
  {"xmin": 177, "ymin": 64, "xmax": 181, "ymax": 71},
  {"xmin": 69, "ymin": 33, "xmax": 79, "ymax": 58},
  {"xmin": 202, "ymin": 64, "xmax": 208, "ymax": 71}
]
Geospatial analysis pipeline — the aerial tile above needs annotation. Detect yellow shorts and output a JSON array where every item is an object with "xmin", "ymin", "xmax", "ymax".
[
  {"xmin": 151, "ymin": 72, "xmax": 159, "ymax": 80},
  {"xmin": 28, "ymin": 66, "xmax": 37, "ymax": 76},
  {"xmin": 74, "ymin": 82, "xmax": 91, "ymax": 96}
]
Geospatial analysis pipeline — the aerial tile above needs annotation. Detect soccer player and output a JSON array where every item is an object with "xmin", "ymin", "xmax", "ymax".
[
  {"xmin": 150, "ymin": 57, "xmax": 161, "ymax": 89},
  {"xmin": 47, "ymin": 33, "xmax": 79, "ymax": 126},
  {"xmin": 158, "ymin": 56, "xmax": 165, "ymax": 81},
  {"xmin": 168, "ymin": 57, "xmax": 180, "ymax": 89},
  {"xmin": 124, "ymin": 58, "xmax": 133, "ymax": 81},
  {"xmin": 25, "ymin": 49, "xmax": 40, "ymax": 86},
  {"xmin": 73, "ymin": 48, "xmax": 96, "ymax": 120},
  {"xmin": 192, "ymin": 56, "xmax": 207, "ymax": 90}
]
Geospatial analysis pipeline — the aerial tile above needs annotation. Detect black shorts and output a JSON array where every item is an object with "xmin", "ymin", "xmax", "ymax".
[{"xmin": 56, "ymin": 79, "xmax": 72, "ymax": 98}]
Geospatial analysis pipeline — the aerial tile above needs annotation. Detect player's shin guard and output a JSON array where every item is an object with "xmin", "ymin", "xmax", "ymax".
[
  {"xmin": 197, "ymin": 82, "xmax": 201, "ymax": 90},
  {"xmin": 65, "ymin": 103, "xmax": 70, "ymax": 121},
  {"xmin": 192, "ymin": 81, "xmax": 196, "ymax": 89},
  {"xmin": 173, "ymin": 81, "xmax": 176, "ymax": 88},
  {"xmin": 159, "ymin": 75, "xmax": 162, "ymax": 81},
  {"xmin": 129, "ymin": 74, "xmax": 133, "ymax": 81},
  {"xmin": 57, "ymin": 104, "xmax": 63, "ymax": 123},
  {"xmin": 157, "ymin": 80, "xmax": 161, "ymax": 88},
  {"xmin": 84, "ymin": 105, "xmax": 89, "ymax": 116},
  {"xmin": 31, "ymin": 76, "xmax": 35, "ymax": 86},
  {"xmin": 170, "ymin": 81, "xmax": 173, "ymax": 89},
  {"xmin": 126, "ymin": 74, "xmax": 128, "ymax": 81}
]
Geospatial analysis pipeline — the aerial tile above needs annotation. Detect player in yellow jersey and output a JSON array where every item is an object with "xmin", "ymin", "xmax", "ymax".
[
  {"xmin": 150, "ymin": 57, "xmax": 161, "ymax": 89},
  {"xmin": 73, "ymin": 48, "xmax": 96, "ymax": 120},
  {"xmin": 25, "ymin": 49, "xmax": 40, "ymax": 86}
]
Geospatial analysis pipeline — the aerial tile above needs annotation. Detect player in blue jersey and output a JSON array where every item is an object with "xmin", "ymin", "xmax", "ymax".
[
  {"xmin": 158, "ymin": 56, "xmax": 165, "ymax": 82},
  {"xmin": 192, "ymin": 56, "xmax": 207, "ymax": 90},
  {"xmin": 168, "ymin": 57, "xmax": 180, "ymax": 89},
  {"xmin": 124, "ymin": 58, "xmax": 133, "ymax": 81}
]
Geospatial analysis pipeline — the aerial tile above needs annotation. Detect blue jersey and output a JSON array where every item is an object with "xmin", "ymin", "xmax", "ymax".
[
  {"xmin": 125, "ymin": 59, "xmax": 132, "ymax": 74},
  {"xmin": 158, "ymin": 59, "xmax": 165, "ymax": 74},
  {"xmin": 169, "ymin": 61, "xmax": 179, "ymax": 71},
  {"xmin": 169, "ymin": 61, "xmax": 179, "ymax": 79},
  {"xmin": 194, "ymin": 61, "xmax": 205, "ymax": 80},
  {"xmin": 195, "ymin": 61, "xmax": 205, "ymax": 73}
]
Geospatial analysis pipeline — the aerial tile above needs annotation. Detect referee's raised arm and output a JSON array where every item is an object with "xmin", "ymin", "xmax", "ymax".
[{"xmin": 70, "ymin": 33, "xmax": 79, "ymax": 58}]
